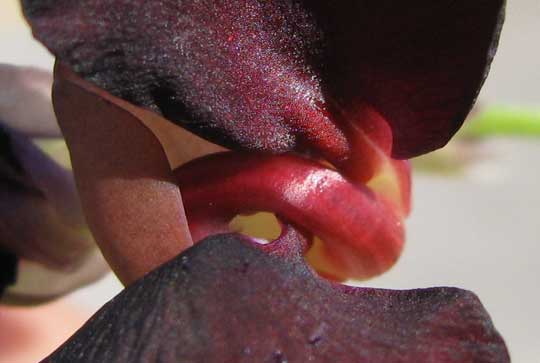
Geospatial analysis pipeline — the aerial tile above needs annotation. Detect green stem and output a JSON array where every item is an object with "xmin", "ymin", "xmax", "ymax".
[{"xmin": 461, "ymin": 106, "xmax": 540, "ymax": 138}]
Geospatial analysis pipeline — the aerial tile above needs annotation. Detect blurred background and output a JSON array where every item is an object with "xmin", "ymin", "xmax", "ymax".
[{"xmin": 1, "ymin": 0, "xmax": 539, "ymax": 362}]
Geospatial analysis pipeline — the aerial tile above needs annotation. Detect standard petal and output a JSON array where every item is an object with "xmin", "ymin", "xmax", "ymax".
[
  {"xmin": 0, "ymin": 64, "xmax": 60, "ymax": 138},
  {"xmin": 22, "ymin": 0, "xmax": 504, "ymax": 160},
  {"xmin": 52, "ymin": 64, "xmax": 193, "ymax": 285},
  {"xmin": 42, "ymin": 234, "xmax": 509, "ymax": 363}
]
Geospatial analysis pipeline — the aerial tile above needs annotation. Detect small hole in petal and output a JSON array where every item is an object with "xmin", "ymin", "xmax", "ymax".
[{"xmin": 229, "ymin": 212, "xmax": 282, "ymax": 245}]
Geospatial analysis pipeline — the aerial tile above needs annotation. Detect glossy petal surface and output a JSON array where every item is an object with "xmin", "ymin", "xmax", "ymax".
[
  {"xmin": 176, "ymin": 152, "xmax": 404, "ymax": 279},
  {"xmin": 42, "ymin": 234, "xmax": 509, "ymax": 363},
  {"xmin": 22, "ymin": 0, "xmax": 505, "ymax": 159}
]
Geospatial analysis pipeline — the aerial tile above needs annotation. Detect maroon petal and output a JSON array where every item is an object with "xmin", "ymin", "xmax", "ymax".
[
  {"xmin": 309, "ymin": 1, "xmax": 506, "ymax": 158},
  {"xmin": 42, "ymin": 234, "xmax": 509, "ymax": 363},
  {"xmin": 22, "ymin": 1, "xmax": 504, "ymax": 160}
]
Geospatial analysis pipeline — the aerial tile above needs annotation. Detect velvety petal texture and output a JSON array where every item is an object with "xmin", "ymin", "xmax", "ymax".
[
  {"xmin": 42, "ymin": 234, "xmax": 509, "ymax": 363},
  {"xmin": 22, "ymin": 0, "xmax": 505, "ymax": 160}
]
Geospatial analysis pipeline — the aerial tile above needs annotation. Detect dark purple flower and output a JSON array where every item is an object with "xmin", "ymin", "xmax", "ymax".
[
  {"xmin": 17, "ymin": 1, "xmax": 509, "ymax": 361},
  {"xmin": 22, "ymin": 0, "xmax": 504, "ymax": 282}
]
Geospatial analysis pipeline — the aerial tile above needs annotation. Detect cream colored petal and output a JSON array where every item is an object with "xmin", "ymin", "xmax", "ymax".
[{"xmin": 0, "ymin": 63, "xmax": 60, "ymax": 137}]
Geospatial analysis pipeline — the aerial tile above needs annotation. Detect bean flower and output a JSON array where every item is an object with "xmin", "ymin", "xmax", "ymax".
[{"xmin": 3, "ymin": 0, "xmax": 511, "ymax": 362}]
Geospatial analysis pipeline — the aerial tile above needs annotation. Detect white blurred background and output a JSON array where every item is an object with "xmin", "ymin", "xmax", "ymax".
[{"xmin": 1, "ymin": 0, "xmax": 539, "ymax": 362}]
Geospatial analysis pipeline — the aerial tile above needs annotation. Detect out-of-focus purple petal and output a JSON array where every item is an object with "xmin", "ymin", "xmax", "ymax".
[
  {"xmin": 0, "ymin": 184, "xmax": 86, "ymax": 269},
  {"xmin": 22, "ymin": 1, "xmax": 504, "ymax": 160},
  {"xmin": 0, "ymin": 64, "xmax": 60, "ymax": 138},
  {"xmin": 0, "ymin": 88, "xmax": 107, "ymax": 303},
  {"xmin": 0, "ymin": 124, "xmax": 89, "ymax": 266},
  {"xmin": 7, "ymin": 128, "xmax": 83, "ymax": 226},
  {"xmin": 43, "ymin": 234, "xmax": 509, "ymax": 363}
]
